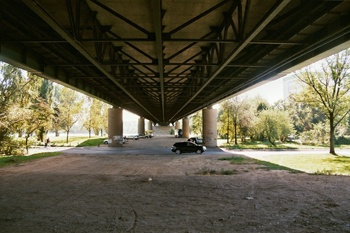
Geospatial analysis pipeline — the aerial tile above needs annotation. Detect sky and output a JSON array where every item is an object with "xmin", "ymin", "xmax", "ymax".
[{"xmin": 240, "ymin": 77, "xmax": 284, "ymax": 104}]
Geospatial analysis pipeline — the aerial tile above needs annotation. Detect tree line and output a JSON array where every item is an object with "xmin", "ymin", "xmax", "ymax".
[
  {"xmin": 0, "ymin": 63, "xmax": 109, "ymax": 155},
  {"xmin": 190, "ymin": 49, "xmax": 350, "ymax": 155}
]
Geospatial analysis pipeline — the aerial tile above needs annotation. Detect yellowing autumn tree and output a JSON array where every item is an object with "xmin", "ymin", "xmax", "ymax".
[{"xmin": 58, "ymin": 87, "xmax": 83, "ymax": 143}]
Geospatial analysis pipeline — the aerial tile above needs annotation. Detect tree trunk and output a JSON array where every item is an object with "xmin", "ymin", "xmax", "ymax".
[
  {"xmin": 100, "ymin": 129, "xmax": 103, "ymax": 136},
  {"xmin": 234, "ymin": 122, "xmax": 237, "ymax": 145},
  {"xmin": 55, "ymin": 130, "xmax": 59, "ymax": 137},
  {"xmin": 329, "ymin": 116, "xmax": 336, "ymax": 155},
  {"xmin": 66, "ymin": 130, "xmax": 69, "ymax": 143},
  {"xmin": 25, "ymin": 135, "xmax": 29, "ymax": 154},
  {"xmin": 268, "ymin": 137, "xmax": 276, "ymax": 146},
  {"xmin": 89, "ymin": 129, "xmax": 91, "ymax": 138}
]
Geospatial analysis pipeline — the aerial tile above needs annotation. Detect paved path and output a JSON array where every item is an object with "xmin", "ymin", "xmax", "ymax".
[{"xmin": 28, "ymin": 136, "xmax": 350, "ymax": 157}]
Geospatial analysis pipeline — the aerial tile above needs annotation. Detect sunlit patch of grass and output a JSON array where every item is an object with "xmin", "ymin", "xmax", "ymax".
[
  {"xmin": 246, "ymin": 153, "xmax": 350, "ymax": 175},
  {"xmin": 219, "ymin": 156, "xmax": 303, "ymax": 173},
  {"xmin": 77, "ymin": 138, "xmax": 107, "ymax": 147},
  {"xmin": 36, "ymin": 135, "xmax": 106, "ymax": 147},
  {"xmin": 0, "ymin": 152, "xmax": 63, "ymax": 167},
  {"xmin": 255, "ymin": 160, "xmax": 303, "ymax": 173},
  {"xmin": 219, "ymin": 140, "xmax": 297, "ymax": 149},
  {"xmin": 219, "ymin": 156, "xmax": 253, "ymax": 164},
  {"xmin": 311, "ymin": 169, "xmax": 335, "ymax": 176},
  {"xmin": 217, "ymin": 139, "xmax": 350, "ymax": 150}
]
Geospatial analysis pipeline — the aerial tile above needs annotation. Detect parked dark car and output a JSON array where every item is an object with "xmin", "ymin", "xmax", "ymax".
[
  {"xmin": 187, "ymin": 137, "xmax": 203, "ymax": 144},
  {"xmin": 171, "ymin": 142, "xmax": 207, "ymax": 154}
]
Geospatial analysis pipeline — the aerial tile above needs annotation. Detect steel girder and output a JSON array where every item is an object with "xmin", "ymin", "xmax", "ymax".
[{"xmin": 1, "ymin": 0, "xmax": 350, "ymax": 124}]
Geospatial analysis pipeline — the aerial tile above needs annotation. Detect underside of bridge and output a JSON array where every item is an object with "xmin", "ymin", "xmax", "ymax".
[{"xmin": 1, "ymin": 0, "xmax": 350, "ymax": 124}]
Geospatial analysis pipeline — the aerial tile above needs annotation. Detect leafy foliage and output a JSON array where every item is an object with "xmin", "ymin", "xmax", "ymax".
[
  {"xmin": 295, "ymin": 49, "xmax": 350, "ymax": 154},
  {"xmin": 190, "ymin": 111, "xmax": 202, "ymax": 136},
  {"xmin": 57, "ymin": 87, "xmax": 83, "ymax": 143}
]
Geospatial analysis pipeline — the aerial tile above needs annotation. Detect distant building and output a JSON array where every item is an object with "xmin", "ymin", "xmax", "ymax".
[{"xmin": 283, "ymin": 74, "xmax": 302, "ymax": 100}]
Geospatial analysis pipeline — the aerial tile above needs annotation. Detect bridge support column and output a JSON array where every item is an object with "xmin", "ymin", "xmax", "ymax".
[
  {"xmin": 182, "ymin": 117, "xmax": 190, "ymax": 138},
  {"xmin": 138, "ymin": 117, "xmax": 145, "ymax": 135},
  {"xmin": 148, "ymin": 120, "xmax": 153, "ymax": 131},
  {"xmin": 108, "ymin": 107, "xmax": 123, "ymax": 147},
  {"xmin": 174, "ymin": 121, "xmax": 180, "ymax": 130},
  {"xmin": 203, "ymin": 105, "xmax": 217, "ymax": 147}
]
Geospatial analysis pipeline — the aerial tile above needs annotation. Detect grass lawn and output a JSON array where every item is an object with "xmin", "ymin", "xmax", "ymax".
[
  {"xmin": 220, "ymin": 153, "xmax": 350, "ymax": 175},
  {"xmin": 217, "ymin": 139, "xmax": 350, "ymax": 150},
  {"xmin": 253, "ymin": 153, "xmax": 350, "ymax": 175},
  {"xmin": 36, "ymin": 135, "xmax": 107, "ymax": 147},
  {"xmin": 0, "ymin": 152, "xmax": 63, "ymax": 167}
]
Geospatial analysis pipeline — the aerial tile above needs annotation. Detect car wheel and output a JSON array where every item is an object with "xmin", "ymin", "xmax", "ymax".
[
  {"xmin": 175, "ymin": 149, "xmax": 181, "ymax": 154},
  {"xmin": 104, "ymin": 141, "xmax": 108, "ymax": 144},
  {"xmin": 196, "ymin": 149, "xmax": 202, "ymax": 154}
]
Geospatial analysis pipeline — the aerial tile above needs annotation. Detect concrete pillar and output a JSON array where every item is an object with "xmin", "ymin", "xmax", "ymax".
[
  {"xmin": 174, "ymin": 121, "xmax": 180, "ymax": 130},
  {"xmin": 182, "ymin": 117, "xmax": 190, "ymax": 138},
  {"xmin": 203, "ymin": 106, "xmax": 217, "ymax": 147},
  {"xmin": 138, "ymin": 117, "xmax": 145, "ymax": 135},
  {"xmin": 148, "ymin": 120, "xmax": 153, "ymax": 131},
  {"xmin": 108, "ymin": 107, "xmax": 123, "ymax": 147}
]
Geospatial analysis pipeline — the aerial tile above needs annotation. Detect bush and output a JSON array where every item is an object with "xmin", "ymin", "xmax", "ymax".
[
  {"xmin": 0, "ymin": 138, "xmax": 26, "ymax": 156},
  {"xmin": 335, "ymin": 136, "xmax": 350, "ymax": 145}
]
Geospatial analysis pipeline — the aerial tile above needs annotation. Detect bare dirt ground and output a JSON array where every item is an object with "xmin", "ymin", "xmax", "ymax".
[{"xmin": 1, "ymin": 136, "xmax": 350, "ymax": 232}]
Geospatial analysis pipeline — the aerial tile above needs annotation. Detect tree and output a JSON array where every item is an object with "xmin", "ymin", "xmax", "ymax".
[
  {"xmin": 36, "ymin": 77, "xmax": 54, "ymax": 142},
  {"xmin": 190, "ymin": 111, "xmax": 202, "ymax": 136},
  {"xmin": 295, "ymin": 49, "xmax": 350, "ymax": 155},
  {"xmin": 57, "ymin": 87, "xmax": 83, "ymax": 143},
  {"xmin": 256, "ymin": 109, "xmax": 294, "ymax": 146},
  {"xmin": 101, "ymin": 103, "xmax": 109, "ymax": 135},
  {"xmin": 0, "ymin": 63, "xmax": 40, "ymax": 153},
  {"xmin": 218, "ymin": 97, "xmax": 252, "ymax": 144},
  {"xmin": 22, "ymin": 97, "xmax": 53, "ymax": 153},
  {"xmin": 285, "ymin": 97, "xmax": 327, "ymax": 134},
  {"xmin": 91, "ymin": 99, "xmax": 103, "ymax": 136}
]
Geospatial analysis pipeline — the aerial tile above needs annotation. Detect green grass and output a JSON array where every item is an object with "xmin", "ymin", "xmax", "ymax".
[
  {"xmin": 196, "ymin": 167, "xmax": 238, "ymax": 175},
  {"xmin": 76, "ymin": 138, "xmax": 107, "ymax": 147},
  {"xmin": 245, "ymin": 153, "xmax": 350, "ymax": 175},
  {"xmin": 34, "ymin": 135, "xmax": 106, "ymax": 147},
  {"xmin": 217, "ymin": 139, "xmax": 350, "ymax": 150},
  {"xmin": 218, "ymin": 140, "xmax": 297, "ymax": 149},
  {"xmin": 255, "ymin": 160, "xmax": 303, "ymax": 173},
  {"xmin": 219, "ymin": 155, "xmax": 303, "ymax": 173},
  {"xmin": 0, "ymin": 152, "xmax": 63, "ymax": 167},
  {"xmin": 219, "ymin": 156, "xmax": 252, "ymax": 164}
]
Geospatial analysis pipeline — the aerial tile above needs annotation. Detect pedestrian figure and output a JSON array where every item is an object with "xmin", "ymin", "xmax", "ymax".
[{"xmin": 46, "ymin": 138, "xmax": 50, "ymax": 147}]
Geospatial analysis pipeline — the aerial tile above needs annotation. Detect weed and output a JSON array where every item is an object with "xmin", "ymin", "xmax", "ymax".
[
  {"xmin": 0, "ymin": 152, "xmax": 63, "ymax": 167},
  {"xmin": 220, "ymin": 169, "xmax": 238, "ymax": 175},
  {"xmin": 312, "ymin": 169, "xmax": 335, "ymax": 175},
  {"xmin": 219, "ymin": 156, "xmax": 252, "ymax": 164},
  {"xmin": 196, "ymin": 167, "xmax": 237, "ymax": 175},
  {"xmin": 255, "ymin": 160, "xmax": 303, "ymax": 173}
]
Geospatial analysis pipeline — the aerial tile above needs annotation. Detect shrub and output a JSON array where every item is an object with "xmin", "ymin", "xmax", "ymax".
[
  {"xmin": 1, "ymin": 138, "xmax": 26, "ymax": 156},
  {"xmin": 335, "ymin": 136, "xmax": 350, "ymax": 145}
]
